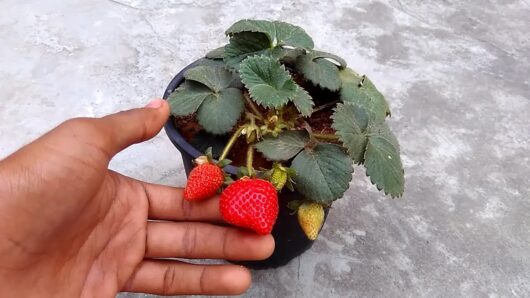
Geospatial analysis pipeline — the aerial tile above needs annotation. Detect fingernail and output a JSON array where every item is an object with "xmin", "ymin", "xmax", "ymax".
[{"xmin": 145, "ymin": 99, "xmax": 164, "ymax": 109}]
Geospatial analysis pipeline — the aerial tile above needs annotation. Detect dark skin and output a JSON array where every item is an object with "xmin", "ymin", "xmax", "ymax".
[{"xmin": 0, "ymin": 99, "xmax": 274, "ymax": 297}]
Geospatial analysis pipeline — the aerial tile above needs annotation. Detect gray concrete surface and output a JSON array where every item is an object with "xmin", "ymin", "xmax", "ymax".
[{"xmin": 1, "ymin": 0, "xmax": 529, "ymax": 297}]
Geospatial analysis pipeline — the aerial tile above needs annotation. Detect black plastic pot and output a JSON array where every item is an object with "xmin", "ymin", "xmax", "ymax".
[{"xmin": 163, "ymin": 59, "xmax": 326, "ymax": 269}]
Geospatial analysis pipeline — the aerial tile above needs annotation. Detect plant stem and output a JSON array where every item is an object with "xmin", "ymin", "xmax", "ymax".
[
  {"xmin": 312, "ymin": 100, "xmax": 339, "ymax": 114},
  {"xmin": 246, "ymin": 145, "xmax": 254, "ymax": 177},
  {"xmin": 302, "ymin": 120, "xmax": 313, "ymax": 134},
  {"xmin": 245, "ymin": 96, "xmax": 264, "ymax": 121},
  {"xmin": 312, "ymin": 133, "xmax": 340, "ymax": 141},
  {"xmin": 219, "ymin": 126, "xmax": 245, "ymax": 161}
]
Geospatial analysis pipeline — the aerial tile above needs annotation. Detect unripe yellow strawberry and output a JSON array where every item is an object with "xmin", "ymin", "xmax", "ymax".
[
  {"xmin": 297, "ymin": 202, "xmax": 324, "ymax": 240},
  {"xmin": 271, "ymin": 167, "xmax": 288, "ymax": 191}
]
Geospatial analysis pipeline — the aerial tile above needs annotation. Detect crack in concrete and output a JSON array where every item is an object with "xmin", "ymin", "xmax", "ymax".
[
  {"xmin": 394, "ymin": 0, "xmax": 432, "ymax": 26},
  {"xmin": 139, "ymin": 14, "xmax": 178, "ymax": 55},
  {"xmin": 107, "ymin": 0, "xmax": 140, "ymax": 10},
  {"xmin": 391, "ymin": 0, "xmax": 519, "ymax": 58}
]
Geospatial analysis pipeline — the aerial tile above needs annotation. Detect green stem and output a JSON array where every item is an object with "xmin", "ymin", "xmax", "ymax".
[
  {"xmin": 246, "ymin": 145, "xmax": 254, "ymax": 177},
  {"xmin": 219, "ymin": 126, "xmax": 245, "ymax": 161},
  {"xmin": 311, "ymin": 100, "xmax": 339, "ymax": 114},
  {"xmin": 312, "ymin": 133, "xmax": 340, "ymax": 141}
]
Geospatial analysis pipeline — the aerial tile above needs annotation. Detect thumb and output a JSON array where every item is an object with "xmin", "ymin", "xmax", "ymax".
[{"xmin": 96, "ymin": 98, "xmax": 170, "ymax": 156}]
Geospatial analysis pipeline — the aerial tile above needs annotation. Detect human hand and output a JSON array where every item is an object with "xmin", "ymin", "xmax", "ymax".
[{"xmin": 0, "ymin": 99, "xmax": 274, "ymax": 297}]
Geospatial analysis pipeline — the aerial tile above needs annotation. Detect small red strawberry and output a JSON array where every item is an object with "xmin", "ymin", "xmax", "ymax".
[
  {"xmin": 184, "ymin": 162, "xmax": 224, "ymax": 201},
  {"xmin": 220, "ymin": 178, "xmax": 278, "ymax": 235}
]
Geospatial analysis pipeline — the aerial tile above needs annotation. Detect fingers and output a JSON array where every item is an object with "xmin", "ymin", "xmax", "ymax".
[
  {"xmin": 146, "ymin": 221, "xmax": 275, "ymax": 260},
  {"xmin": 79, "ymin": 99, "xmax": 169, "ymax": 157},
  {"xmin": 142, "ymin": 182, "xmax": 223, "ymax": 222},
  {"xmin": 123, "ymin": 260, "xmax": 251, "ymax": 296},
  {"xmin": 50, "ymin": 99, "xmax": 169, "ymax": 160},
  {"xmin": 97, "ymin": 98, "xmax": 169, "ymax": 156}
]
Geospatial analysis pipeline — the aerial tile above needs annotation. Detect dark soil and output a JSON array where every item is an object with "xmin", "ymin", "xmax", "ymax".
[
  {"xmin": 174, "ymin": 114, "xmax": 201, "ymax": 140},
  {"xmin": 228, "ymin": 137, "xmax": 273, "ymax": 170},
  {"xmin": 305, "ymin": 109, "xmax": 335, "ymax": 134}
]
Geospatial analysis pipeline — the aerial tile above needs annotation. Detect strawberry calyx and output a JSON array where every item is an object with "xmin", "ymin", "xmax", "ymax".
[
  {"xmin": 241, "ymin": 114, "xmax": 261, "ymax": 144},
  {"xmin": 193, "ymin": 147, "xmax": 232, "ymax": 179},
  {"xmin": 193, "ymin": 155, "xmax": 210, "ymax": 165},
  {"xmin": 194, "ymin": 147, "xmax": 232, "ymax": 168}
]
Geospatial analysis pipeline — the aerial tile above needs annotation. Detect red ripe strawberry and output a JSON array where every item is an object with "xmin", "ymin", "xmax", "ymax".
[
  {"xmin": 184, "ymin": 163, "xmax": 224, "ymax": 201},
  {"xmin": 220, "ymin": 178, "xmax": 278, "ymax": 235}
]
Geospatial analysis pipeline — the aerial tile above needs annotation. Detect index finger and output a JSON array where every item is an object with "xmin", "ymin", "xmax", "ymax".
[{"xmin": 141, "ymin": 181, "xmax": 223, "ymax": 222}]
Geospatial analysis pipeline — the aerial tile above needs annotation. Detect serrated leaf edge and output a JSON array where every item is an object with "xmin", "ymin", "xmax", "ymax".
[
  {"xmin": 296, "ymin": 54, "xmax": 342, "ymax": 92},
  {"xmin": 330, "ymin": 103, "xmax": 370, "ymax": 163},
  {"xmin": 362, "ymin": 126, "xmax": 404, "ymax": 198},
  {"xmin": 225, "ymin": 19, "xmax": 314, "ymax": 49},
  {"xmin": 290, "ymin": 86, "xmax": 314, "ymax": 117},
  {"xmin": 291, "ymin": 145, "xmax": 354, "ymax": 203},
  {"xmin": 239, "ymin": 55, "xmax": 298, "ymax": 108}
]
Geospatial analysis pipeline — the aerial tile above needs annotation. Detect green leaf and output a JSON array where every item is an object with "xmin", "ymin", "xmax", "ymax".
[
  {"xmin": 229, "ymin": 72, "xmax": 243, "ymax": 89},
  {"xmin": 280, "ymin": 48, "xmax": 306, "ymax": 65},
  {"xmin": 169, "ymin": 64, "xmax": 245, "ymax": 133},
  {"xmin": 291, "ymin": 144, "xmax": 353, "ymax": 204},
  {"xmin": 192, "ymin": 59, "xmax": 243, "ymax": 89},
  {"xmin": 331, "ymin": 103, "xmax": 371, "ymax": 163},
  {"xmin": 364, "ymin": 123, "xmax": 404, "ymax": 198},
  {"xmin": 224, "ymin": 32, "xmax": 271, "ymax": 70},
  {"xmin": 239, "ymin": 55, "xmax": 298, "ymax": 108},
  {"xmin": 197, "ymin": 88, "xmax": 244, "ymax": 135},
  {"xmin": 206, "ymin": 46, "xmax": 225, "ymax": 59},
  {"xmin": 167, "ymin": 81, "xmax": 211, "ymax": 116},
  {"xmin": 224, "ymin": 20, "xmax": 314, "ymax": 70},
  {"xmin": 255, "ymin": 130, "xmax": 309, "ymax": 161},
  {"xmin": 226, "ymin": 19, "xmax": 314, "ymax": 49},
  {"xmin": 331, "ymin": 102, "xmax": 404, "ymax": 197},
  {"xmin": 295, "ymin": 52, "xmax": 342, "ymax": 91},
  {"xmin": 291, "ymin": 87, "xmax": 314, "ymax": 117},
  {"xmin": 184, "ymin": 65, "xmax": 234, "ymax": 92},
  {"xmin": 339, "ymin": 69, "xmax": 391, "ymax": 123}
]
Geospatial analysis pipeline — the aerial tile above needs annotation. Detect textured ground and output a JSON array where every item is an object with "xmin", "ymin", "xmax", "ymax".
[{"xmin": 1, "ymin": 0, "xmax": 529, "ymax": 297}]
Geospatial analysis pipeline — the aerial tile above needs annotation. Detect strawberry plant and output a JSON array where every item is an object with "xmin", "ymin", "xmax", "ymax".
[{"xmin": 168, "ymin": 19, "xmax": 405, "ymax": 240}]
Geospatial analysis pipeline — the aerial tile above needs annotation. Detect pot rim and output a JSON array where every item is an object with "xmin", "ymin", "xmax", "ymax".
[{"xmin": 163, "ymin": 59, "xmax": 239, "ymax": 175}]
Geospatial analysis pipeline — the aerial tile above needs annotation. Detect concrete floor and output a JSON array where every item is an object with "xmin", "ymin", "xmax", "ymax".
[{"xmin": 1, "ymin": 0, "xmax": 529, "ymax": 297}]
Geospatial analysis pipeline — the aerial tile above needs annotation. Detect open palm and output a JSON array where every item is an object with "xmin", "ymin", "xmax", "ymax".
[{"xmin": 0, "ymin": 100, "xmax": 274, "ymax": 297}]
